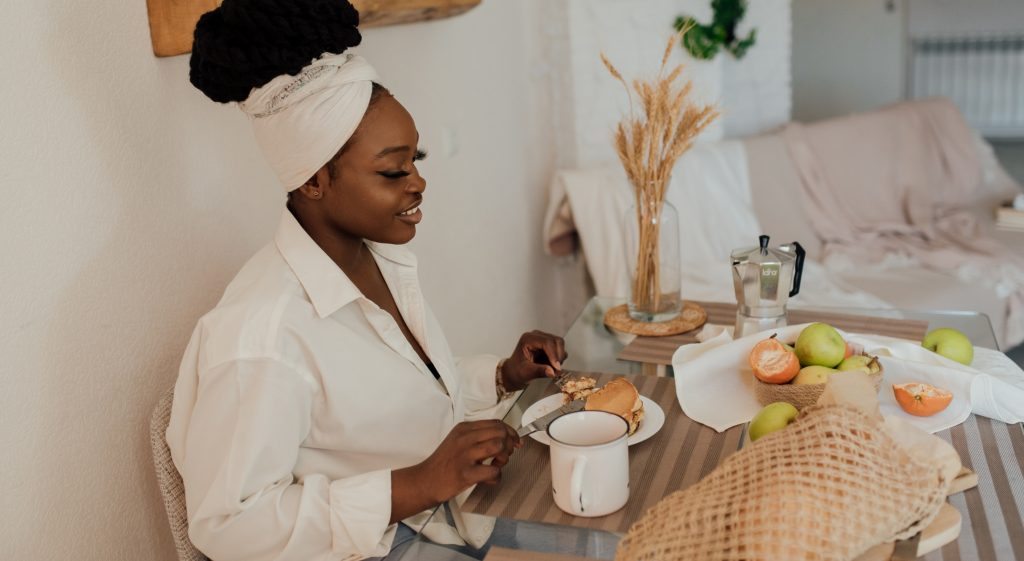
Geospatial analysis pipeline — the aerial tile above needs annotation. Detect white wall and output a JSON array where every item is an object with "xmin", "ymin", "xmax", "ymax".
[
  {"xmin": 721, "ymin": 0, "xmax": 792, "ymax": 137},
  {"xmin": 791, "ymin": 0, "xmax": 1024, "ymax": 123},
  {"xmin": 909, "ymin": 0, "xmax": 1024, "ymax": 36},
  {"xmin": 564, "ymin": 0, "xmax": 722, "ymax": 169},
  {"xmin": 0, "ymin": 1, "xmax": 561, "ymax": 560},
  {"xmin": 791, "ymin": 0, "xmax": 906, "ymax": 122},
  {"xmin": 558, "ymin": 0, "xmax": 792, "ymax": 169}
]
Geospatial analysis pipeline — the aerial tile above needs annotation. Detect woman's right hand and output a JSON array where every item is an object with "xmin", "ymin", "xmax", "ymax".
[
  {"xmin": 419, "ymin": 420, "xmax": 521, "ymax": 503},
  {"xmin": 391, "ymin": 419, "xmax": 521, "ymax": 523}
]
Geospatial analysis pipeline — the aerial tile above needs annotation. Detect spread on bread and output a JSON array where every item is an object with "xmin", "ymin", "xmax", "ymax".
[{"xmin": 560, "ymin": 375, "xmax": 598, "ymax": 403}]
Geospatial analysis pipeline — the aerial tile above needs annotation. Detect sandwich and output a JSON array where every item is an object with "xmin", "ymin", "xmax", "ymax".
[{"xmin": 561, "ymin": 376, "xmax": 645, "ymax": 435}]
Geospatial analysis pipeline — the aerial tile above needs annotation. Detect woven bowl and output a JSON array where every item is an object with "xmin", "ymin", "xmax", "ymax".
[{"xmin": 753, "ymin": 352, "xmax": 884, "ymax": 410}]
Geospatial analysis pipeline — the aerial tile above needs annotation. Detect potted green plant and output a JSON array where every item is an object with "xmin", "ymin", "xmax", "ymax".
[{"xmin": 674, "ymin": 0, "xmax": 757, "ymax": 60}]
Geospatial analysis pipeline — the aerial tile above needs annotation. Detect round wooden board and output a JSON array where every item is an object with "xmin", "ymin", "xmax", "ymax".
[{"xmin": 603, "ymin": 302, "xmax": 708, "ymax": 337}]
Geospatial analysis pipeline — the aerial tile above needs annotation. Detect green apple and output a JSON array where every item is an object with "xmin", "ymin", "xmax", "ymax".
[
  {"xmin": 922, "ymin": 328, "xmax": 974, "ymax": 366},
  {"xmin": 749, "ymin": 402, "xmax": 800, "ymax": 442},
  {"xmin": 837, "ymin": 355, "xmax": 879, "ymax": 374},
  {"xmin": 795, "ymin": 323, "xmax": 846, "ymax": 368},
  {"xmin": 792, "ymin": 365, "xmax": 836, "ymax": 385}
]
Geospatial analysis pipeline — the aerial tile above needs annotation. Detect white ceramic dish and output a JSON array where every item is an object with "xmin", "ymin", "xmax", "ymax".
[{"xmin": 520, "ymin": 394, "xmax": 665, "ymax": 446}]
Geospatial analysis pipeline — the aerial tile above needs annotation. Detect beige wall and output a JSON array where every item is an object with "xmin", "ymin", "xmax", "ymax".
[
  {"xmin": 0, "ymin": 2, "xmax": 562, "ymax": 559},
  {"xmin": 792, "ymin": 0, "xmax": 907, "ymax": 121}
]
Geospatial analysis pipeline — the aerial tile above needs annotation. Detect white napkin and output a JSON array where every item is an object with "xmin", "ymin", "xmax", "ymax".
[{"xmin": 672, "ymin": 323, "xmax": 1024, "ymax": 434}]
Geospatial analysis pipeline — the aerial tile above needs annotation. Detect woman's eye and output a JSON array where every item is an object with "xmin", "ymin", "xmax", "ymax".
[{"xmin": 378, "ymin": 150, "xmax": 426, "ymax": 179}]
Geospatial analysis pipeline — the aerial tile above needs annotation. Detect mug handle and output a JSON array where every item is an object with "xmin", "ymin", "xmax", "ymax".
[{"xmin": 570, "ymin": 456, "xmax": 588, "ymax": 514}]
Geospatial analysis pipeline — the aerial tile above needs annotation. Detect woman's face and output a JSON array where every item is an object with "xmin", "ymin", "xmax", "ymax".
[{"xmin": 317, "ymin": 94, "xmax": 426, "ymax": 245}]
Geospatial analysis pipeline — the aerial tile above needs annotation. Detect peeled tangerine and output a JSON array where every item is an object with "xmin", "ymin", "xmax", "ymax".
[
  {"xmin": 749, "ymin": 336, "xmax": 801, "ymax": 384},
  {"xmin": 893, "ymin": 382, "xmax": 953, "ymax": 417}
]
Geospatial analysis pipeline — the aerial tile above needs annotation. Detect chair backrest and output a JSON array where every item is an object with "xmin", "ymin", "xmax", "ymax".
[{"xmin": 150, "ymin": 387, "xmax": 209, "ymax": 561}]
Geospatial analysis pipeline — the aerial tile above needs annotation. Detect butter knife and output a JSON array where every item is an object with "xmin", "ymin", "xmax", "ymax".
[
  {"xmin": 517, "ymin": 399, "xmax": 586, "ymax": 437},
  {"xmin": 530, "ymin": 349, "xmax": 577, "ymax": 390},
  {"xmin": 553, "ymin": 368, "xmax": 584, "ymax": 390}
]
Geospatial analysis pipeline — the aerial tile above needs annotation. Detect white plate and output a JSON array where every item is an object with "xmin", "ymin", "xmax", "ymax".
[{"xmin": 520, "ymin": 394, "xmax": 665, "ymax": 446}]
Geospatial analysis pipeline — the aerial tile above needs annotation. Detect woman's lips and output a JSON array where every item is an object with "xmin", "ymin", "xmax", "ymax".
[{"xmin": 396, "ymin": 207, "xmax": 422, "ymax": 225}]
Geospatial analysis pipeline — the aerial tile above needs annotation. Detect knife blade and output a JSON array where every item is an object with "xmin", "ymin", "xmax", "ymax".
[
  {"xmin": 517, "ymin": 399, "xmax": 586, "ymax": 437},
  {"xmin": 553, "ymin": 368, "xmax": 585, "ymax": 390}
]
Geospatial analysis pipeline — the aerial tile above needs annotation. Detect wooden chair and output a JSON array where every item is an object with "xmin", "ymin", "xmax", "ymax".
[{"xmin": 150, "ymin": 388, "xmax": 209, "ymax": 561}]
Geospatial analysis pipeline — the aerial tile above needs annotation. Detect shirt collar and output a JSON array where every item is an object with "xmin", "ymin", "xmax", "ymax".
[
  {"xmin": 366, "ymin": 239, "xmax": 418, "ymax": 268},
  {"xmin": 274, "ymin": 210, "xmax": 418, "ymax": 318}
]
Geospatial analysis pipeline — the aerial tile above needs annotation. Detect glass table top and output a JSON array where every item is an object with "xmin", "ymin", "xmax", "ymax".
[{"xmin": 393, "ymin": 297, "xmax": 1006, "ymax": 561}]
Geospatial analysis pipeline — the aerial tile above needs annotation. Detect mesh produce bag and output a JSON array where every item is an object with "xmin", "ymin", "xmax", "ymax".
[{"xmin": 615, "ymin": 404, "xmax": 953, "ymax": 561}]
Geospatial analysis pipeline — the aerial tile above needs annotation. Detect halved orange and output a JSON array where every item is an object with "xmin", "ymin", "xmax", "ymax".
[
  {"xmin": 893, "ymin": 382, "xmax": 953, "ymax": 417},
  {"xmin": 749, "ymin": 336, "xmax": 801, "ymax": 384}
]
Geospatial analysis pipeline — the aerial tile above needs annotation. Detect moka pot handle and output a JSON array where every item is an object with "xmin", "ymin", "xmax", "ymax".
[{"xmin": 789, "ymin": 241, "xmax": 805, "ymax": 297}]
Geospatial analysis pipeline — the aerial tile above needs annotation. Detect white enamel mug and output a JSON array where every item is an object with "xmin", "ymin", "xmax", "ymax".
[{"xmin": 547, "ymin": 410, "xmax": 630, "ymax": 517}]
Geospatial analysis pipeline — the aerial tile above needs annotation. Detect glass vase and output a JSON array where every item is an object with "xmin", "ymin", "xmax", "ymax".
[{"xmin": 625, "ymin": 197, "xmax": 682, "ymax": 322}]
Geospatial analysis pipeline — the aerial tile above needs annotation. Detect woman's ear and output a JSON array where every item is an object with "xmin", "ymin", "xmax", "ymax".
[{"xmin": 294, "ymin": 165, "xmax": 331, "ymax": 200}]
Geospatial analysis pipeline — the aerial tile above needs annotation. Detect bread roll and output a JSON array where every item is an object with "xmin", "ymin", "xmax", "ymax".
[{"xmin": 584, "ymin": 378, "xmax": 645, "ymax": 435}]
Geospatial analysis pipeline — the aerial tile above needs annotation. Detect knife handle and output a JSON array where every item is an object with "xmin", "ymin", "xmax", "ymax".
[
  {"xmin": 517, "ymin": 422, "xmax": 537, "ymax": 438},
  {"xmin": 531, "ymin": 349, "xmax": 562, "ymax": 373}
]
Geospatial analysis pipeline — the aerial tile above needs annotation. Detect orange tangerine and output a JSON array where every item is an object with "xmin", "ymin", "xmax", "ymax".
[
  {"xmin": 893, "ymin": 382, "xmax": 953, "ymax": 417},
  {"xmin": 749, "ymin": 336, "xmax": 801, "ymax": 384}
]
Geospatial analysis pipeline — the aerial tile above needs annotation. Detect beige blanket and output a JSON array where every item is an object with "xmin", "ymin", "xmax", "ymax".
[{"xmin": 782, "ymin": 99, "xmax": 1024, "ymax": 348}]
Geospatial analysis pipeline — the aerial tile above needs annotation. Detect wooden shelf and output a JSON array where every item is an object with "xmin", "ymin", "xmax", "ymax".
[{"xmin": 146, "ymin": 0, "xmax": 482, "ymax": 57}]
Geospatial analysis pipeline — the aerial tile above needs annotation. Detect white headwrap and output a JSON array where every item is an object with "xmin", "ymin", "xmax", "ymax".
[{"xmin": 239, "ymin": 53, "xmax": 380, "ymax": 191}]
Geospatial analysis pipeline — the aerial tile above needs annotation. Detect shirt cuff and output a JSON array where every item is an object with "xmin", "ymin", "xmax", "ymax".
[
  {"xmin": 455, "ymin": 354, "xmax": 505, "ymax": 419},
  {"xmin": 328, "ymin": 469, "xmax": 394, "ymax": 557}
]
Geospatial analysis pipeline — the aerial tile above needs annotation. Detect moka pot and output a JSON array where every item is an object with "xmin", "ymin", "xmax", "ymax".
[{"xmin": 731, "ymin": 235, "xmax": 806, "ymax": 338}]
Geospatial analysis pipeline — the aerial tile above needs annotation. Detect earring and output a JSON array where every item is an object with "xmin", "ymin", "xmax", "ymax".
[{"xmin": 311, "ymin": 190, "xmax": 322, "ymax": 199}]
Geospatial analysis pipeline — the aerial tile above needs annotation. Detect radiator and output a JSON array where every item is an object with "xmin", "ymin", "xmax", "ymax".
[{"xmin": 909, "ymin": 33, "xmax": 1024, "ymax": 138}]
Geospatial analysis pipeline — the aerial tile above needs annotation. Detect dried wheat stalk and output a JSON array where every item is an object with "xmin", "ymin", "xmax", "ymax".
[{"xmin": 602, "ymin": 30, "xmax": 719, "ymax": 314}]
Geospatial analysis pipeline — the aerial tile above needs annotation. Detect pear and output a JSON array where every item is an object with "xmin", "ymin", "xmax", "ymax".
[
  {"xmin": 837, "ymin": 355, "xmax": 880, "ymax": 374},
  {"xmin": 749, "ymin": 402, "xmax": 799, "ymax": 442},
  {"xmin": 792, "ymin": 365, "xmax": 836, "ymax": 385}
]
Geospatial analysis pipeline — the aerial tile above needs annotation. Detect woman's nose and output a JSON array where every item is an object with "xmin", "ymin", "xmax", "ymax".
[{"xmin": 408, "ymin": 169, "xmax": 426, "ymax": 193}]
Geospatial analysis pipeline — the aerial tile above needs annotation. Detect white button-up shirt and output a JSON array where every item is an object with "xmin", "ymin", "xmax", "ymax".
[{"xmin": 166, "ymin": 210, "xmax": 503, "ymax": 561}]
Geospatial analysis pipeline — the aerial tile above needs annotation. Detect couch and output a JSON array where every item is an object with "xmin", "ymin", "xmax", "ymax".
[{"xmin": 544, "ymin": 99, "xmax": 1024, "ymax": 350}]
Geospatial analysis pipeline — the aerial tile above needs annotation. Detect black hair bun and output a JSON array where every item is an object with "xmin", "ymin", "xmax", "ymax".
[{"xmin": 189, "ymin": 0, "xmax": 362, "ymax": 103}]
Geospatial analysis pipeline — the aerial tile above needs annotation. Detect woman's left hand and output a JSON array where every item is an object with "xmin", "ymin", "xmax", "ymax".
[{"xmin": 500, "ymin": 330, "xmax": 568, "ymax": 392}]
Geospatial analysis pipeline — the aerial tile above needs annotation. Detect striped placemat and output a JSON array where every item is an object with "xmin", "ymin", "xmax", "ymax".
[
  {"xmin": 927, "ymin": 416, "xmax": 1024, "ymax": 561},
  {"xmin": 618, "ymin": 301, "xmax": 931, "ymax": 366},
  {"xmin": 460, "ymin": 373, "xmax": 744, "ymax": 533},
  {"xmin": 484, "ymin": 547, "xmax": 594, "ymax": 561}
]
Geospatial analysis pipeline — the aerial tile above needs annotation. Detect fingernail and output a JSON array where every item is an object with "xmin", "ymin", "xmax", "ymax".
[{"xmin": 553, "ymin": 359, "xmax": 562, "ymax": 370}]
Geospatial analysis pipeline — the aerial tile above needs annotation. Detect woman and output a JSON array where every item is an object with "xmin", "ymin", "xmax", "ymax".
[{"xmin": 166, "ymin": 1, "xmax": 567, "ymax": 560}]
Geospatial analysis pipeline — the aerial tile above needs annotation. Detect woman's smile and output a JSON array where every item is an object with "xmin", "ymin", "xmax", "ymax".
[{"xmin": 396, "ymin": 202, "xmax": 423, "ymax": 224}]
